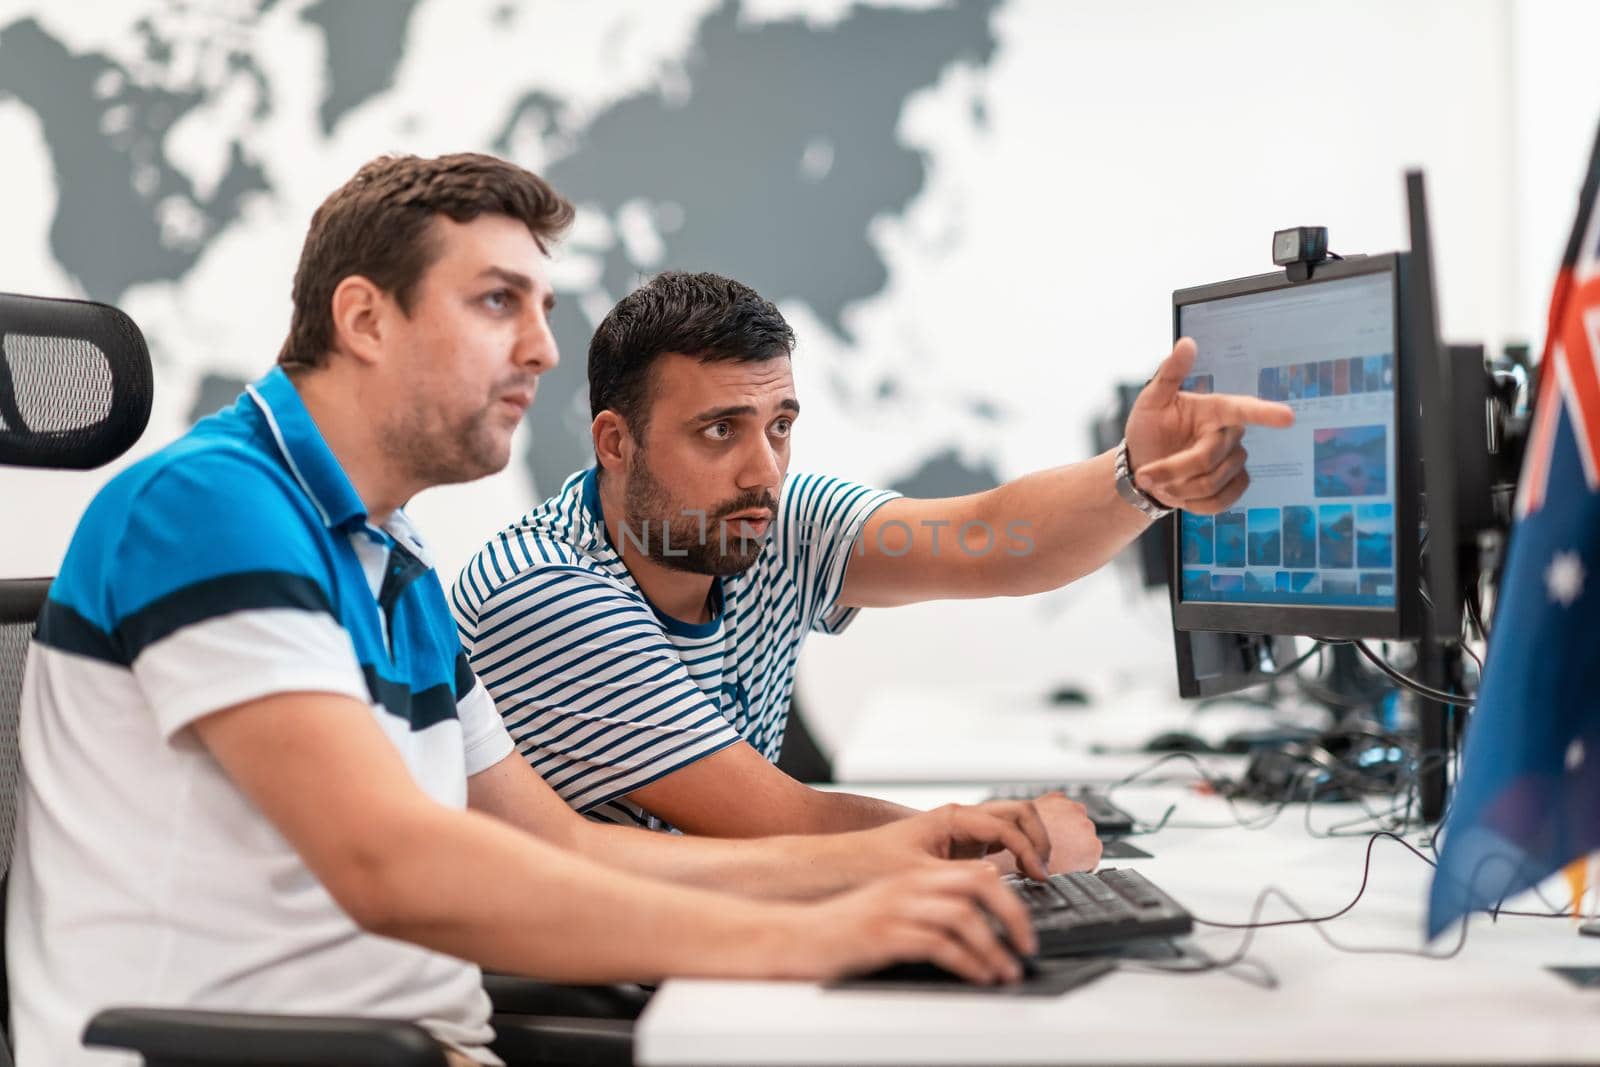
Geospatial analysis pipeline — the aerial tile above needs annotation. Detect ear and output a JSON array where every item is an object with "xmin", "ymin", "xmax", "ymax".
[
  {"xmin": 328, "ymin": 275, "xmax": 391, "ymax": 367},
  {"xmin": 592, "ymin": 410, "xmax": 634, "ymax": 474}
]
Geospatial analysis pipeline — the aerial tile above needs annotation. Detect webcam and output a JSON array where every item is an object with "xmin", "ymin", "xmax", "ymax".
[
  {"xmin": 1273, "ymin": 226, "xmax": 1330, "ymax": 282},
  {"xmin": 1272, "ymin": 226, "xmax": 1328, "ymax": 267}
]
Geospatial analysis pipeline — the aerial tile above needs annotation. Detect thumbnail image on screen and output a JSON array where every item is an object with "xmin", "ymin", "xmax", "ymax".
[{"xmin": 1175, "ymin": 270, "xmax": 1397, "ymax": 610}]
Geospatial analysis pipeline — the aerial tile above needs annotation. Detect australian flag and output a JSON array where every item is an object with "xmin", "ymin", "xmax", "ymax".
[{"xmin": 1428, "ymin": 124, "xmax": 1600, "ymax": 937}]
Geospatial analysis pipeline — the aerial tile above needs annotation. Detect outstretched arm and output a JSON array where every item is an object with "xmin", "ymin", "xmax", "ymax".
[{"xmin": 837, "ymin": 337, "xmax": 1295, "ymax": 608}]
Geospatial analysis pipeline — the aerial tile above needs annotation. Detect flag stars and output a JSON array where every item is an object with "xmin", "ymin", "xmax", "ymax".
[{"xmin": 1547, "ymin": 550, "xmax": 1586, "ymax": 607}]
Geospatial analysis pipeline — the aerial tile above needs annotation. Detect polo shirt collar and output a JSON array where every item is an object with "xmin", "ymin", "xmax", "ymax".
[
  {"xmin": 382, "ymin": 507, "xmax": 435, "ymax": 569},
  {"xmin": 246, "ymin": 367, "xmax": 369, "ymax": 531}
]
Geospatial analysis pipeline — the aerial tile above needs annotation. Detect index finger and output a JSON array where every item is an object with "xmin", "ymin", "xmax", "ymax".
[
  {"xmin": 1141, "ymin": 337, "xmax": 1198, "ymax": 407},
  {"xmin": 962, "ymin": 864, "xmax": 1037, "ymax": 957},
  {"xmin": 1195, "ymin": 392, "xmax": 1295, "ymax": 429},
  {"xmin": 977, "ymin": 800, "xmax": 1052, "ymax": 869},
  {"xmin": 964, "ymin": 810, "xmax": 1049, "ymax": 881}
]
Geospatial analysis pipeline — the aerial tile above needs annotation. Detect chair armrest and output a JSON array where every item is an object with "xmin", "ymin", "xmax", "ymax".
[
  {"xmin": 83, "ymin": 1007, "xmax": 451, "ymax": 1066},
  {"xmin": 480, "ymin": 975, "xmax": 651, "ymax": 1020},
  {"xmin": 488, "ymin": 1013, "xmax": 635, "ymax": 1067}
]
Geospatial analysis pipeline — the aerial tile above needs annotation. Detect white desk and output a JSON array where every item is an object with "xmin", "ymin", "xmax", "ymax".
[
  {"xmin": 831, "ymin": 682, "xmax": 1319, "ymax": 783},
  {"xmin": 638, "ymin": 784, "xmax": 1600, "ymax": 1065}
]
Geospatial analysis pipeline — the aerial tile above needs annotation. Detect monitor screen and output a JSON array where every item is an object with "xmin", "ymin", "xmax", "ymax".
[{"xmin": 1175, "ymin": 270, "xmax": 1399, "ymax": 611}]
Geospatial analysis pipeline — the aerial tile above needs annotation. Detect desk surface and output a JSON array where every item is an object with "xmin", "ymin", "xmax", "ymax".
[
  {"xmin": 831, "ymin": 683, "xmax": 1320, "ymax": 783},
  {"xmin": 637, "ymin": 784, "xmax": 1600, "ymax": 1065}
]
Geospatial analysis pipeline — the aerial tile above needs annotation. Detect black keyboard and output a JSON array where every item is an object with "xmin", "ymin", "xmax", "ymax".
[
  {"xmin": 1006, "ymin": 868, "xmax": 1193, "ymax": 956},
  {"xmin": 986, "ymin": 784, "xmax": 1136, "ymax": 836}
]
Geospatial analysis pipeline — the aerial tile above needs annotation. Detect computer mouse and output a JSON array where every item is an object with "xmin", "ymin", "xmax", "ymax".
[
  {"xmin": 1235, "ymin": 744, "xmax": 1346, "ymax": 802},
  {"xmin": 855, "ymin": 943, "xmax": 1039, "ymax": 986},
  {"xmin": 1046, "ymin": 685, "xmax": 1091, "ymax": 706},
  {"xmin": 1142, "ymin": 729, "xmax": 1214, "ymax": 754}
]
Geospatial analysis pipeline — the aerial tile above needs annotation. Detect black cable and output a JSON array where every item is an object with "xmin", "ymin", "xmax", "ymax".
[
  {"xmin": 1105, "ymin": 751, "xmax": 1301, "ymax": 834},
  {"xmin": 1193, "ymin": 641, "xmax": 1325, "ymax": 715},
  {"xmin": 1124, "ymin": 843, "xmax": 1471, "ymax": 989},
  {"xmin": 1131, "ymin": 803, "xmax": 1177, "ymax": 835},
  {"xmin": 1194, "ymin": 830, "xmax": 1572, "ymax": 926},
  {"xmin": 1105, "ymin": 751, "xmax": 1232, "ymax": 794},
  {"xmin": 1351, "ymin": 640, "xmax": 1475, "ymax": 707},
  {"xmin": 1465, "ymin": 586, "xmax": 1489, "ymax": 641},
  {"xmin": 1102, "ymin": 748, "xmax": 1578, "ymax": 922},
  {"xmin": 1120, "ymin": 828, "xmax": 1578, "ymax": 991},
  {"xmin": 1263, "ymin": 640, "xmax": 1323, "ymax": 680},
  {"xmin": 1107, "ymin": 739, "xmax": 1425, "ymax": 837},
  {"xmin": 1191, "ymin": 832, "xmax": 1420, "ymax": 929}
]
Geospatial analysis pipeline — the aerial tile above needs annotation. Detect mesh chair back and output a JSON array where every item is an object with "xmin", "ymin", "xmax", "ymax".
[
  {"xmin": 0, "ymin": 294, "xmax": 151, "ymax": 1067},
  {"xmin": 0, "ymin": 581, "xmax": 48, "ymax": 1067},
  {"xmin": 0, "ymin": 292, "xmax": 153, "ymax": 470},
  {"xmin": 0, "ymin": 582, "xmax": 48, "ymax": 882}
]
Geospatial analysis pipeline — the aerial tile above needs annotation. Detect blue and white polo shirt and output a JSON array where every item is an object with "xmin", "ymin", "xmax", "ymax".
[
  {"xmin": 451, "ymin": 467, "xmax": 896, "ymax": 830},
  {"xmin": 8, "ymin": 367, "xmax": 513, "ymax": 1066}
]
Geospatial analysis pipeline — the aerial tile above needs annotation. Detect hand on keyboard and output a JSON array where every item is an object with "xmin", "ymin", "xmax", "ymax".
[
  {"xmin": 800, "ymin": 861, "xmax": 1036, "ymax": 985},
  {"xmin": 884, "ymin": 800, "xmax": 1055, "ymax": 879},
  {"xmin": 1028, "ymin": 792, "xmax": 1103, "ymax": 873}
]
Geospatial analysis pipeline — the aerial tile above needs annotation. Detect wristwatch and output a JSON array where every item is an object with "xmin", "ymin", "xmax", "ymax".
[{"xmin": 1113, "ymin": 438, "xmax": 1173, "ymax": 519}]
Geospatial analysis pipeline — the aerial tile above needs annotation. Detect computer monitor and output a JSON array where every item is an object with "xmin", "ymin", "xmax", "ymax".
[
  {"xmin": 1404, "ymin": 170, "xmax": 1462, "ymax": 642},
  {"xmin": 1165, "ymin": 172, "xmax": 1482, "ymax": 820},
  {"xmin": 1169, "ymin": 253, "xmax": 1424, "ymax": 640}
]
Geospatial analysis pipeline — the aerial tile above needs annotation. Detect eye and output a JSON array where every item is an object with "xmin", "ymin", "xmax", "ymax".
[
  {"xmin": 703, "ymin": 421, "xmax": 733, "ymax": 441},
  {"xmin": 770, "ymin": 418, "xmax": 793, "ymax": 438},
  {"xmin": 482, "ymin": 289, "xmax": 515, "ymax": 313}
]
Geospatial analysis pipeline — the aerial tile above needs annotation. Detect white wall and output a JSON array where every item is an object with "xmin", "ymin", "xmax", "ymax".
[
  {"xmin": 1510, "ymin": 0, "xmax": 1600, "ymax": 351},
  {"xmin": 9, "ymin": 0, "xmax": 1589, "ymax": 758},
  {"xmin": 798, "ymin": 0, "xmax": 1522, "ymax": 750}
]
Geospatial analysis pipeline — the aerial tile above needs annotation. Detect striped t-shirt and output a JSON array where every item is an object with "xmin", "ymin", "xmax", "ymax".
[{"xmin": 451, "ymin": 468, "xmax": 897, "ymax": 829}]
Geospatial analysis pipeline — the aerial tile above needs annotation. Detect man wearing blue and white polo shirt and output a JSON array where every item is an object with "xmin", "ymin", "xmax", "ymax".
[
  {"xmin": 10, "ymin": 155, "xmax": 1068, "ymax": 1067},
  {"xmin": 453, "ymin": 271, "xmax": 1293, "ymax": 857}
]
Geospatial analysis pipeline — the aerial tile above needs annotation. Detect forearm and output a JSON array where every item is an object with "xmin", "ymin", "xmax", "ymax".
[
  {"xmin": 795, "ymin": 787, "xmax": 919, "ymax": 833},
  {"xmin": 627, "ymin": 752, "xmax": 919, "ymax": 840},
  {"xmin": 360, "ymin": 803, "xmax": 808, "ymax": 982},
  {"xmin": 972, "ymin": 449, "xmax": 1152, "ymax": 597},
  {"xmin": 573, "ymin": 819, "xmax": 897, "ymax": 899}
]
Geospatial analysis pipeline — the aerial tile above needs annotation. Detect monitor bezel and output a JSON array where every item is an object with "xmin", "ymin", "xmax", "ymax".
[{"xmin": 1168, "ymin": 252, "xmax": 1421, "ymax": 641}]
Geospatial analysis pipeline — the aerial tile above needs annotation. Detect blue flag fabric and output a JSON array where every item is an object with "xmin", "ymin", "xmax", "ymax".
[{"xmin": 1427, "ymin": 125, "xmax": 1600, "ymax": 938}]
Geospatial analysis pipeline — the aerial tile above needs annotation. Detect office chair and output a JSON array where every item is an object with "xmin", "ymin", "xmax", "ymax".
[
  {"xmin": 775, "ymin": 689, "xmax": 833, "ymax": 784},
  {"xmin": 0, "ymin": 292, "xmax": 637, "ymax": 1066}
]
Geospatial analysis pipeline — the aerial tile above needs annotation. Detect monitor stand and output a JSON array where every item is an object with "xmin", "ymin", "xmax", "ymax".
[{"xmin": 1414, "ymin": 638, "xmax": 1466, "ymax": 823}]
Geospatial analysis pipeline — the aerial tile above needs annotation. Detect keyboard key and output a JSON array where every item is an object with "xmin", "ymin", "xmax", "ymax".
[{"xmin": 1006, "ymin": 869, "xmax": 1193, "ymax": 957}]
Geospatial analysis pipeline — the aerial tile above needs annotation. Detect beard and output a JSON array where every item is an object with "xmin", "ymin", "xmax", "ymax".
[
  {"xmin": 622, "ymin": 450, "xmax": 776, "ymax": 577},
  {"xmin": 381, "ymin": 377, "xmax": 533, "ymax": 490}
]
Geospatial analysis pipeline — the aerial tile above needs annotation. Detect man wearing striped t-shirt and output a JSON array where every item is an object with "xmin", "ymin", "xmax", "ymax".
[{"xmin": 454, "ymin": 271, "xmax": 1292, "ymax": 859}]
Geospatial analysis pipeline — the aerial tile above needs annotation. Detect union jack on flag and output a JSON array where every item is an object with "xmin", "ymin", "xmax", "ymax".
[
  {"xmin": 1429, "ymin": 122, "xmax": 1600, "ymax": 937},
  {"xmin": 1519, "ymin": 136, "xmax": 1600, "ymax": 514}
]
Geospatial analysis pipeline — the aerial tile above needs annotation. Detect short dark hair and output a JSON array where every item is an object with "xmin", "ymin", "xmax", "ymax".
[
  {"xmin": 588, "ymin": 271, "xmax": 795, "ymax": 434},
  {"xmin": 278, "ymin": 152, "xmax": 574, "ymax": 370}
]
